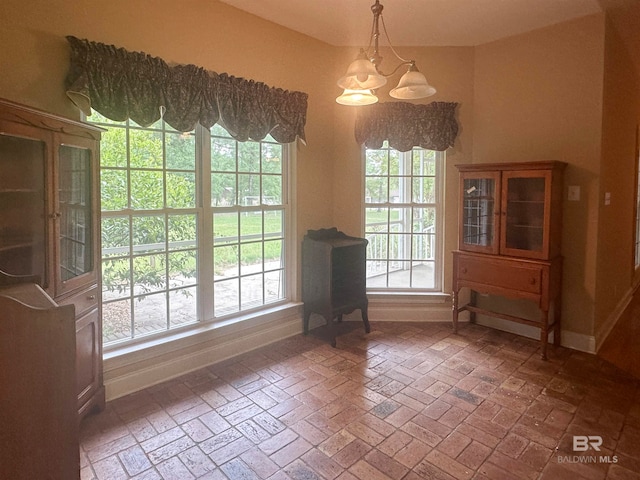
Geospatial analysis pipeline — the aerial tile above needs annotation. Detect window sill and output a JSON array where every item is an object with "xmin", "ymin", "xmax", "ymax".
[
  {"xmin": 103, "ymin": 302, "xmax": 303, "ymax": 370},
  {"xmin": 367, "ymin": 291, "xmax": 451, "ymax": 303}
]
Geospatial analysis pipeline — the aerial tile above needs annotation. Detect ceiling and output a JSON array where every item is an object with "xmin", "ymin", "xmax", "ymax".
[{"xmin": 218, "ymin": 0, "xmax": 603, "ymax": 47}]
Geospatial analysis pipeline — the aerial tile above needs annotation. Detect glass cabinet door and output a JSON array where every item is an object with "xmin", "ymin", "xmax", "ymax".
[
  {"xmin": 460, "ymin": 172, "xmax": 500, "ymax": 254},
  {"xmin": 57, "ymin": 144, "xmax": 94, "ymax": 292},
  {"xmin": 501, "ymin": 171, "xmax": 549, "ymax": 258},
  {"xmin": 0, "ymin": 133, "xmax": 47, "ymax": 284}
]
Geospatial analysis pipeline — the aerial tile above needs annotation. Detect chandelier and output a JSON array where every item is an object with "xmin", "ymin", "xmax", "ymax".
[{"xmin": 336, "ymin": 0, "xmax": 436, "ymax": 106}]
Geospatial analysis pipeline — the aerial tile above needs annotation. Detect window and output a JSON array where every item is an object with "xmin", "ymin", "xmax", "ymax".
[
  {"xmin": 93, "ymin": 113, "xmax": 291, "ymax": 346},
  {"xmin": 364, "ymin": 143, "xmax": 444, "ymax": 291}
]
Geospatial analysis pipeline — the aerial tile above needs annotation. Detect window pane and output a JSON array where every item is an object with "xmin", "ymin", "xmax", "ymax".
[
  {"xmin": 102, "ymin": 257, "xmax": 130, "ymax": 298},
  {"xmin": 169, "ymin": 287, "xmax": 197, "ymax": 327},
  {"xmin": 167, "ymin": 172, "xmax": 196, "ymax": 208},
  {"xmin": 101, "ymin": 169, "xmax": 128, "ymax": 210},
  {"xmin": 212, "ymin": 173, "xmax": 236, "ymax": 206},
  {"xmin": 262, "ymin": 143, "xmax": 282, "ymax": 174},
  {"xmin": 238, "ymin": 142, "xmax": 260, "ymax": 172},
  {"xmin": 100, "ymin": 127, "xmax": 128, "ymax": 168},
  {"xmin": 239, "ymin": 174, "xmax": 260, "ymax": 205},
  {"xmin": 215, "ymin": 278, "xmax": 239, "ymax": 316},
  {"xmin": 241, "ymin": 274, "xmax": 263, "ymax": 308},
  {"xmin": 166, "ymin": 131, "xmax": 195, "ymax": 170},
  {"xmin": 129, "ymin": 130, "xmax": 163, "ymax": 169},
  {"xmin": 214, "ymin": 212, "xmax": 239, "ymax": 244},
  {"xmin": 133, "ymin": 254, "xmax": 166, "ymax": 294},
  {"xmin": 130, "ymin": 170, "xmax": 164, "ymax": 209},
  {"xmin": 102, "ymin": 299, "xmax": 131, "ymax": 343},
  {"xmin": 132, "ymin": 215, "xmax": 165, "ymax": 254},
  {"xmin": 134, "ymin": 292, "xmax": 167, "ymax": 336},
  {"xmin": 211, "ymin": 137, "xmax": 236, "ymax": 171},
  {"xmin": 263, "ymin": 175, "xmax": 282, "ymax": 204},
  {"xmin": 214, "ymin": 245, "xmax": 239, "ymax": 278}
]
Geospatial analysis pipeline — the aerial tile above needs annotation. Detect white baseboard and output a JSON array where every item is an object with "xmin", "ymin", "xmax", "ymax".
[
  {"xmin": 475, "ymin": 316, "xmax": 596, "ymax": 354},
  {"xmin": 595, "ymin": 283, "xmax": 637, "ymax": 351}
]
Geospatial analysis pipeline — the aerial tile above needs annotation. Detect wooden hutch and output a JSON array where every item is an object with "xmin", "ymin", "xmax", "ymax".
[
  {"xmin": 0, "ymin": 98, "xmax": 104, "ymax": 418},
  {"xmin": 452, "ymin": 161, "xmax": 566, "ymax": 359}
]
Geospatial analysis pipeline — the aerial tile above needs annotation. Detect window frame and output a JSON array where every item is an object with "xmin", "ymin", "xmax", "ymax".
[
  {"xmin": 362, "ymin": 144, "xmax": 445, "ymax": 293},
  {"xmin": 93, "ymin": 115, "xmax": 295, "ymax": 349}
]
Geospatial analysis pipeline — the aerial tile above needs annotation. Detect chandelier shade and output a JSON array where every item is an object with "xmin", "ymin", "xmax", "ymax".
[
  {"xmin": 336, "ymin": 1, "xmax": 436, "ymax": 105},
  {"xmin": 389, "ymin": 64, "xmax": 436, "ymax": 100},
  {"xmin": 337, "ymin": 50, "xmax": 387, "ymax": 91},
  {"xmin": 336, "ymin": 89, "xmax": 378, "ymax": 106}
]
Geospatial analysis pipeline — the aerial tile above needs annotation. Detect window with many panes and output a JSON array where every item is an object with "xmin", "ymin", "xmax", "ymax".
[
  {"xmin": 92, "ymin": 113, "xmax": 290, "ymax": 346},
  {"xmin": 364, "ymin": 143, "xmax": 444, "ymax": 291}
]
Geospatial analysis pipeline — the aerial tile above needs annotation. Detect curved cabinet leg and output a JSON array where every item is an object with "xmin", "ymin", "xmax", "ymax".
[
  {"xmin": 303, "ymin": 309, "xmax": 310, "ymax": 335},
  {"xmin": 362, "ymin": 303, "xmax": 371, "ymax": 334}
]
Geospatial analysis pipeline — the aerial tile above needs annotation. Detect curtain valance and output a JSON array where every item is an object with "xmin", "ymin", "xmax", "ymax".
[
  {"xmin": 355, "ymin": 101, "xmax": 459, "ymax": 152},
  {"xmin": 65, "ymin": 36, "xmax": 308, "ymax": 143}
]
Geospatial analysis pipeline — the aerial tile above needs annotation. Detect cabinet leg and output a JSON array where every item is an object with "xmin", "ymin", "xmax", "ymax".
[
  {"xmin": 452, "ymin": 290, "xmax": 459, "ymax": 333},
  {"xmin": 362, "ymin": 304, "xmax": 371, "ymax": 334},
  {"xmin": 303, "ymin": 310, "xmax": 310, "ymax": 335},
  {"xmin": 469, "ymin": 290, "xmax": 477, "ymax": 324},
  {"xmin": 553, "ymin": 297, "xmax": 562, "ymax": 347},
  {"xmin": 540, "ymin": 309, "xmax": 549, "ymax": 360}
]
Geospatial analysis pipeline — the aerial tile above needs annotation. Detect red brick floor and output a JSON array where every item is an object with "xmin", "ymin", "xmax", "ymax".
[{"xmin": 80, "ymin": 322, "xmax": 640, "ymax": 479}]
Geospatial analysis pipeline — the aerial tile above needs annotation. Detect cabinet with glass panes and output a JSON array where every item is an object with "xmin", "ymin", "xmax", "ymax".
[
  {"xmin": 458, "ymin": 162, "xmax": 565, "ymax": 260},
  {"xmin": 453, "ymin": 161, "xmax": 566, "ymax": 360},
  {"xmin": 0, "ymin": 98, "xmax": 105, "ymax": 420}
]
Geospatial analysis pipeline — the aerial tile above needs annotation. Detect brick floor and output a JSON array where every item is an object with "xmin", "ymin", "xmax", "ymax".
[{"xmin": 80, "ymin": 322, "xmax": 640, "ymax": 479}]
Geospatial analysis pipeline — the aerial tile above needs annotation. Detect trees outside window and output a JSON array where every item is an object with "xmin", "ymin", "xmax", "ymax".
[{"xmin": 93, "ymin": 114, "xmax": 290, "ymax": 345}]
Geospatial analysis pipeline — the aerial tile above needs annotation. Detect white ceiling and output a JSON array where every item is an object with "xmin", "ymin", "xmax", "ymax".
[{"xmin": 218, "ymin": 0, "xmax": 603, "ymax": 47}]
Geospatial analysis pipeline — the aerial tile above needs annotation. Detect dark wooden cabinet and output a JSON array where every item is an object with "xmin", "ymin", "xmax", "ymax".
[
  {"xmin": 0, "ymin": 280, "xmax": 79, "ymax": 480},
  {"xmin": 452, "ymin": 161, "xmax": 566, "ymax": 359},
  {"xmin": 0, "ymin": 98, "xmax": 104, "ymax": 419},
  {"xmin": 302, "ymin": 228, "xmax": 370, "ymax": 346}
]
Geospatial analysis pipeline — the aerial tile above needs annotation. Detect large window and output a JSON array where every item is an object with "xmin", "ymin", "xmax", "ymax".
[
  {"xmin": 364, "ymin": 143, "xmax": 444, "ymax": 291},
  {"xmin": 93, "ymin": 113, "xmax": 291, "ymax": 346}
]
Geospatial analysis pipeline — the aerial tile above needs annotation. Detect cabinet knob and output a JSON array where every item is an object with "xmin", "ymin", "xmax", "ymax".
[
  {"xmin": 461, "ymin": 267, "xmax": 467, "ymax": 274},
  {"xmin": 49, "ymin": 212, "xmax": 61, "ymax": 219},
  {"xmin": 530, "ymin": 278, "xmax": 537, "ymax": 285},
  {"xmin": 87, "ymin": 295, "xmax": 96, "ymax": 300}
]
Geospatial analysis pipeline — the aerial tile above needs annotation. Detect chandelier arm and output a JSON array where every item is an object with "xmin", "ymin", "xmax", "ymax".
[
  {"xmin": 380, "ymin": 15, "xmax": 412, "ymax": 64},
  {"xmin": 376, "ymin": 60, "xmax": 413, "ymax": 78}
]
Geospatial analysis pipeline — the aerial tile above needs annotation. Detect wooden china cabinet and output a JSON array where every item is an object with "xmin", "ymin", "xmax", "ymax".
[
  {"xmin": 0, "ymin": 98, "xmax": 105, "ymax": 420},
  {"xmin": 452, "ymin": 161, "xmax": 566, "ymax": 359}
]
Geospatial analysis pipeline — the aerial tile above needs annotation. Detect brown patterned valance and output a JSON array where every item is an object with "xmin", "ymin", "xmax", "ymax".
[
  {"xmin": 355, "ymin": 101, "xmax": 459, "ymax": 152},
  {"xmin": 65, "ymin": 36, "xmax": 308, "ymax": 143}
]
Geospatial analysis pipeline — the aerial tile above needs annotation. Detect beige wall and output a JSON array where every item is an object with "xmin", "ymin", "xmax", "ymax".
[
  {"xmin": 595, "ymin": 8, "xmax": 640, "ymax": 343},
  {"xmin": 473, "ymin": 14, "xmax": 606, "ymax": 338},
  {"xmin": 330, "ymin": 46, "xmax": 475, "ymax": 292},
  {"xmin": 1, "ymin": 0, "xmax": 639, "ymax": 352},
  {"xmin": 0, "ymin": 0, "xmax": 338, "ymax": 302}
]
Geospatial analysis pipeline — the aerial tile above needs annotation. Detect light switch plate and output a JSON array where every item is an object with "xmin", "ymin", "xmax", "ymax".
[{"xmin": 568, "ymin": 185, "xmax": 580, "ymax": 201}]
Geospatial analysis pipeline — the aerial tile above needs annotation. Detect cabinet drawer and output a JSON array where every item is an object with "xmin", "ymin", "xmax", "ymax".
[
  {"xmin": 457, "ymin": 256, "xmax": 542, "ymax": 294},
  {"xmin": 57, "ymin": 284, "xmax": 98, "ymax": 317}
]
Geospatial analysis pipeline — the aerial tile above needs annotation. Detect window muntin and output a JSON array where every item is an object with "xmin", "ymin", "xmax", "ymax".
[
  {"xmin": 364, "ymin": 143, "xmax": 443, "ymax": 291},
  {"xmin": 93, "ymin": 114, "xmax": 289, "ymax": 346}
]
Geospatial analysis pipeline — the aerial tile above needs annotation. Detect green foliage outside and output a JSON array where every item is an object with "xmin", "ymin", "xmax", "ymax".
[{"xmin": 95, "ymin": 114, "xmax": 284, "ymax": 298}]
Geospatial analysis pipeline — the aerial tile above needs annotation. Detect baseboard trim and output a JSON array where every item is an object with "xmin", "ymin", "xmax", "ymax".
[
  {"xmin": 595, "ymin": 283, "xmax": 638, "ymax": 351},
  {"xmin": 475, "ymin": 316, "xmax": 596, "ymax": 354}
]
